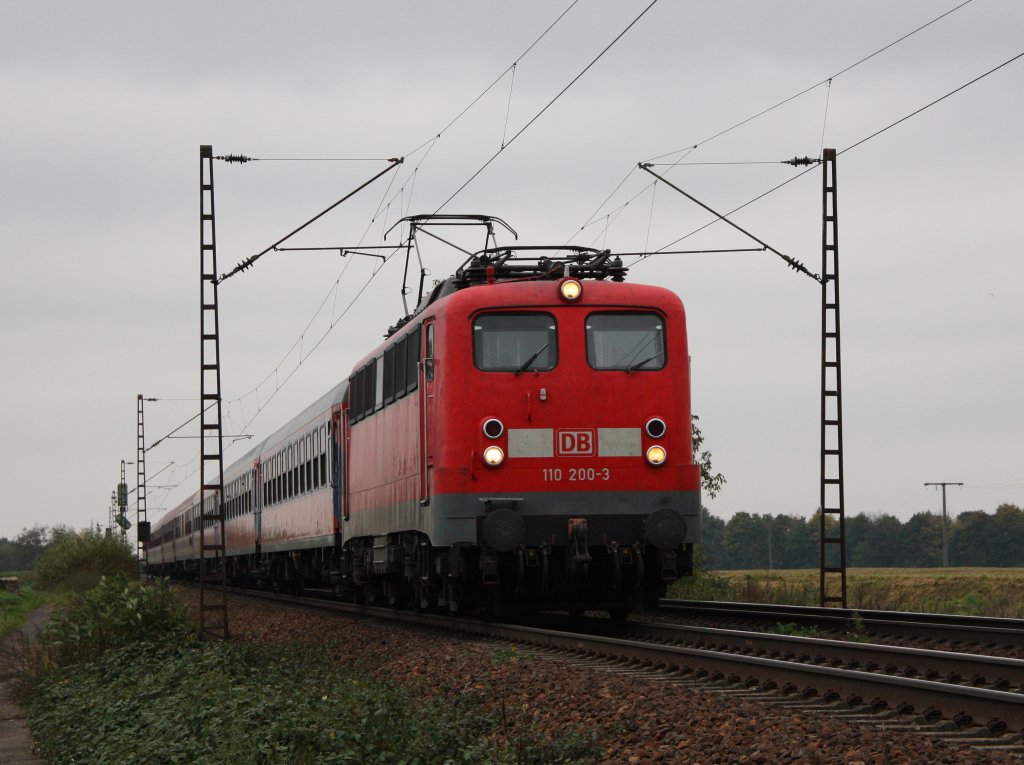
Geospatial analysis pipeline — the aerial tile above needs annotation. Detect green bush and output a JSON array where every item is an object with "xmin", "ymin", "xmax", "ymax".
[
  {"xmin": 33, "ymin": 529, "xmax": 137, "ymax": 592},
  {"xmin": 37, "ymin": 575, "xmax": 190, "ymax": 670},
  {"xmin": 28, "ymin": 640, "xmax": 599, "ymax": 764}
]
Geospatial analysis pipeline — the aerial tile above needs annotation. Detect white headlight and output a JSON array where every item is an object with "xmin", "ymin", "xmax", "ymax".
[
  {"xmin": 646, "ymin": 445, "xmax": 667, "ymax": 466},
  {"xmin": 483, "ymin": 445, "xmax": 505, "ymax": 467},
  {"xmin": 559, "ymin": 279, "xmax": 582, "ymax": 301}
]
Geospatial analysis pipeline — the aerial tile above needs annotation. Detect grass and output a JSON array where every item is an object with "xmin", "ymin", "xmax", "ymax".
[
  {"xmin": 0, "ymin": 578, "xmax": 51, "ymax": 641},
  {"xmin": 668, "ymin": 567, "xmax": 1024, "ymax": 618}
]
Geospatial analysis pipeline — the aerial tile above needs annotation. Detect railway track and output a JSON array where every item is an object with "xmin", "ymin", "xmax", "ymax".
[
  {"xmin": 214, "ymin": 586, "xmax": 1024, "ymax": 752},
  {"xmin": 660, "ymin": 599, "xmax": 1024, "ymax": 650}
]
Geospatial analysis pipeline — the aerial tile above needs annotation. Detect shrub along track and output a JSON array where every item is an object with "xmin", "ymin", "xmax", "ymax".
[{"xmin": 176, "ymin": 585, "xmax": 1024, "ymax": 762}]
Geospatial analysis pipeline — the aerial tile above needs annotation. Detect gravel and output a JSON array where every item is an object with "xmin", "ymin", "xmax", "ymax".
[{"xmin": 177, "ymin": 590, "xmax": 1021, "ymax": 764}]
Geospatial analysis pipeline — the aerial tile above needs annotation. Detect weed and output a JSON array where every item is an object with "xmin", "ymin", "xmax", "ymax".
[
  {"xmin": 845, "ymin": 612, "xmax": 868, "ymax": 642},
  {"xmin": 771, "ymin": 622, "xmax": 821, "ymax": 638},
  {"xmin": 493, "ymin": 646, "xmax": 520, "ymax": 664}
]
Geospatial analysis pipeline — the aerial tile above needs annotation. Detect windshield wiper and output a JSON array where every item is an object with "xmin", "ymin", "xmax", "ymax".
[
  {"xmin": 625, "ymin": 350, "xmax": 663, "ymax": 373},
  {"xmin": 515, "ymin": 342, "xmax": 549, "ymax": 375}
]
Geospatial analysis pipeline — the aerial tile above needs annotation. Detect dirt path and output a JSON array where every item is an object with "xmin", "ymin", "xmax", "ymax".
[{"xmin": 0, "ymin": 608, "xmax": 51, "ymax": 764}]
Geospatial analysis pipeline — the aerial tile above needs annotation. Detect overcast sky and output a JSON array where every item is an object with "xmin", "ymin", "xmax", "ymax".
[{"xmin": 1, "ymin": 1, "xmax": 1021, "ymax": 542}]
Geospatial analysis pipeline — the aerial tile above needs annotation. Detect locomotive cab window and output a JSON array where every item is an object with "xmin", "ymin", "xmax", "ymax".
[
  {"xmin": 586, "ymin": 313, "xmax": 666, "ymax": 371},
  {"xmin": 473, "ymin": 313, "xmax": 557, "ymax": 372}
]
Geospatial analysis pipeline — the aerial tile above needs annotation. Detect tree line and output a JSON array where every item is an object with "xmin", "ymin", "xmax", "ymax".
[
  {"xmin": 0, "ymin": 525, "xmax": 76, "ymax": 572},
  {"xmin": 700, "ymin": 503, "xmax": 1024, "ymax": 569},
  {"xmin": 4, "ymin": 504, "xmax": 1022, "ymax": 573}
]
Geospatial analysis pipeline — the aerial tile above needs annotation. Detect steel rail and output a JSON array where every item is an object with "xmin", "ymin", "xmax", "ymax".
[
  {"xmin": 619, "ymin": 620, "xmax": 1024, "ymax": 691},
  {"xmin": 485, "ymin": 623, "xmax": 1024, "ymax": 733},
  {"xmin": 661, "ymin": 599, "xmax": 1024, "ymax": 648},
  {"xmin": 204, "ymin": 586, "xmax": 1024, "ymax": 732}
]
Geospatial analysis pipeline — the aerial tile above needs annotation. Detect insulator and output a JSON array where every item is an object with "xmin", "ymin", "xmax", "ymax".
[
  {"xmin": 216, "ymin": 154, "xmax": 254, "ymax": 164},
  {"xmin": 782, "ymin": 156, "xmax": 818, "ymax": 166}
]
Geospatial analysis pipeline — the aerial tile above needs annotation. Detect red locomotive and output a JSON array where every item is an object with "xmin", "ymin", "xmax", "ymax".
[{"xmin": 148, "ymin": 216, "xmax": 702, "ymax": 616}]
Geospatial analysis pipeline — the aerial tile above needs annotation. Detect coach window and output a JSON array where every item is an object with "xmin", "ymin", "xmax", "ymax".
[
  {"xmin": 300, "ymin": 440, "xmax": 307, "ymax": 494},
  {"xmin": 406, "ymin": 325, "xmax": 421, "ymax": 394},
  {"xmin": 375, "ymin": 356, "xmax": 385, "ymax": 411},
  {"xmin": 425, "ymin": 324, "xmax": 435, "ymax": 381},
  {"xmin": 275, "ymin": 453, "xmax": 282, "ymax": 504},
  {"xmin": 383, "ymin": 346, "xmax": 396, "ymax": 404},
  {"xmin": 473, "ymin": 313, "xmax": 557, "ymax": 372},
  {"xmin": 365, "ymin": 364, "xmax": 376, "ymax": 418},
  {"xmin": 305, "ymin": 433, "xmax": 313, "ymax": 490},
  {"xmin": 320, "ymin": 424, "xmax": 328, "ymax": 486},
  {"xmin": 290, "ymin": 445, "xmax": 297, "ymax": 498},
  {"xmin": 312, "ymin": 430, "xmax": 320, "ymax": 487},
  {"xmin": 394, "ymin": 337, "xmax": 408, "ymax": 400},
  {"xmin": 586, "ymin": 312, "xmax": 666, "ymax": 371}
]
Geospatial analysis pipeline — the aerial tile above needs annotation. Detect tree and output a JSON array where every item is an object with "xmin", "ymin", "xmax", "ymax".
[
  {"xmin": 902, "ymin": 512, "xmax": 942, "ymax": 567},
  {"xmin": 989, "ymin": 504, "xmax": 1024, "ymax": 566},
  {"xmin": 950, "ymin": 510, "xmax": 995, "ymax": 566},
  {"xmin": 722, "ymin": 512, "xmax": 770, "ymax": 569},
  {"xmin": 773, "ymin": 515, "xmax": 816, "ymax": 569},
  {"xmin": 698, "ymin": 506, "xmax": 726, "ymax": 569},
  {"xmin": 692, "ymin": 415, "xmax": 725, "ymax": 499}
]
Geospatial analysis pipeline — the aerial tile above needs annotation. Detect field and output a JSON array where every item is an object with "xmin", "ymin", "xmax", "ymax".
[{"xmin": 670, "ymin": 567, "xmax": 1024, "ymax": 618}]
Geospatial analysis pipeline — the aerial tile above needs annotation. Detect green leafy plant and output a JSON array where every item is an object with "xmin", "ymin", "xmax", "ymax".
[
  {"xmin": 33, "ymin": 529, "xmax": 137, "ymax": 593},
  {"xmin": 771, "ymin": 622, "xmax": 821, "ymax": 638},
  {"xmin": 28, "ymin": 639, "xmax": 599, "ymax": 764},
  {"xmin": 845, "ymin": 611, "xmax": 869, "ymax": 642},
  {"xmin": 36, "ymin": 575, "xmax": 190, "ymax": 670}
]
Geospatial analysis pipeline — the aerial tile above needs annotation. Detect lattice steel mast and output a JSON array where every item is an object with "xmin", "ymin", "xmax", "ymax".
[
  {"xmin": 136, "ymin": 395, "xmax": 150, "ymax": 576},
  {"xmin": 818, "ymin": 148, "xmax": 847, "ymax": 607},
  {"xmin": 198, "ymin": 145, "xmax": 229, "ymax": 639}
]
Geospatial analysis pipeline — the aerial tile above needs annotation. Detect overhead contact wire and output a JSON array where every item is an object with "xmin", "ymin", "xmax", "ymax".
[
  {"xmin": 436, "ymin": 0, "xmax": 661, "ymax": 212},
  {"xmin": 644, "ymin": 0, "xmax": 976, "ymax": 164},
  {"xmin": 839, "ymin": 48, "xmax": 1024, "ymax": 157},
  {"xmin": 635, "ymin": 46, "xmax": 1024, "ymax": 268},
  {"xmin": 403, "ymin": 0, "xmax": 581, "ymax": 157}
]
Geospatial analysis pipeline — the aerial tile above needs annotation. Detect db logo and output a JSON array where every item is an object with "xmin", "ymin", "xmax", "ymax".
[{"xmin": 556, "ymin": 429, "xmax": 595, "ymax": 456}]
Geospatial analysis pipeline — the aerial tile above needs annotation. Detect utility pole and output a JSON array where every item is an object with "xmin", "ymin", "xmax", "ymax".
[{"xmin": 924, "ymin": 481, "xmax": 963, "ymax": 567}]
